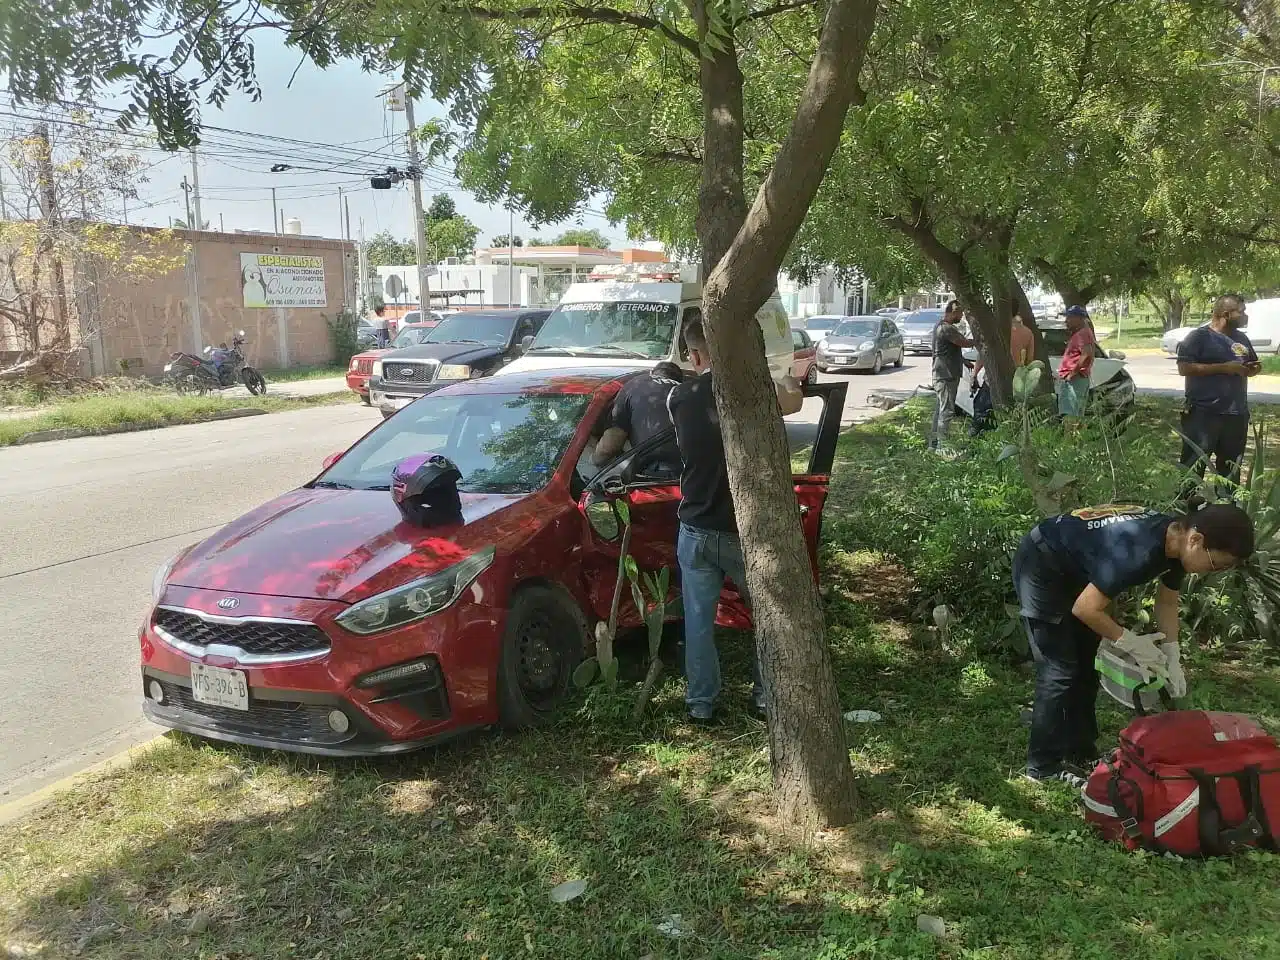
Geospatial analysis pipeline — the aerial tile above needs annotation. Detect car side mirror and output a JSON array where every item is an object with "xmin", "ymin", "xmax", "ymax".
[
  {"xmin": 1110, "ymin": 350, "xmax": 1127, "ymax": 361},
  {"xmin": 520, "ymin": 334, "xmax": 534, "ymax": 354},
  {"xmin": 322, "ymin": 451, "xmax": 343, "ymax": 470},
  {"xmin": 582, "ymin": 492, "xmax": 621, "ymax": 540}
]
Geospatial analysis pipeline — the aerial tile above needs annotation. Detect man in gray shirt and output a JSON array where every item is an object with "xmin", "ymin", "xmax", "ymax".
[{"xmin": 929, "ymin": 300, "xmax": 974, "ymax": 450}]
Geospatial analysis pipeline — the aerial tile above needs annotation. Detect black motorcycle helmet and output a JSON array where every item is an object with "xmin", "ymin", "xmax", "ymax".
[{"xmin": 391, "ymin": 454, "xmax": 463, "ymax": 526}]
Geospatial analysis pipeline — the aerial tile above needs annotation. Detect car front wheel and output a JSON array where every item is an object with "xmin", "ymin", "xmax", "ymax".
[
  {"xmin": 805, "ymin": 364, "xmax": 819, "ymax": 385},
  {"xmin": 870, "ymin": 352, "xmax": 883, "ymax": 375},
  {"xmin": 497, "ymin": 584, "xmax": 587, "ymax": 728}
]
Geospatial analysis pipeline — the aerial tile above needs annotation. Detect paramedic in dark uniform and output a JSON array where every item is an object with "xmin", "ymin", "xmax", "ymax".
[
  {"xmin": 1177, "ymin": 294, "xmax": 1261, "ymax": 493},
  {"xmin": 591, "ymin": 362, "xmax": 684, "ymax": 477},
  {"xmin": 1012, "ymin": 502, "xmax": 1254, "ymax": 784}
]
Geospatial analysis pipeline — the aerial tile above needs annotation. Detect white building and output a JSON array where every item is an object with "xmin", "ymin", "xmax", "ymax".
[
  {"xmin": 778, "ymin": 268, "xmax": 868, "ymax": 319},
  {"xmin": 375, "ymin": 262, "xmax": 539, "ymax": 311}
]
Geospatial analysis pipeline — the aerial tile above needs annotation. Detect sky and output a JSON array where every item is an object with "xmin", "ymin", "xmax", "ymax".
[{"xmin": 0, "ymin": 31, "xmax": 622, "ymax": 250}]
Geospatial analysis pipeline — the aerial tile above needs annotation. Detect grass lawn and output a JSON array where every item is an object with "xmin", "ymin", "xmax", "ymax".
[
  {"xmin": 0, "ymin": 389, "xmax": 356, "ymax": 446},
  {"xmin": 2, "ymin": 401, "xmax": 1279, "ymax": 958},
  {"xmin": 1259, "ymin": 355, "xmax": 1280, "ymax": 376},
  {"xmin": 263, "ymin": 363, "xmax": 350, "ymax": 383},
  {"xmin": 1099, "ymin": 318, "xmax": 1165, "ymax": 350}
]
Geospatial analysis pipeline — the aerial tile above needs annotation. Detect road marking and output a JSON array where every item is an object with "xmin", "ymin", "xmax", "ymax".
[{"xmin": 0, "ymin": 735, "xmax": 165, "ymax": 827}]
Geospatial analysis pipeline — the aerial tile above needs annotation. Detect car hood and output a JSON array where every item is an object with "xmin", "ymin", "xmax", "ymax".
[
  {"xmin": 821, "ymin": 334, "xmax": 874, "ymax": 347},
  {"xmin": 900, "ymin": 325, "xmax": 935, "ymax": 335},
  {"xmin": 168, "ymin": 486, "xmax": 536, "ymax": 603},
  {"xmin": 383, "ymin": 342, "xmax": 505, "ymax": 365},
  {"xmin": 353, "ymin": 347, "xmax": 394, "ymax": 362}
]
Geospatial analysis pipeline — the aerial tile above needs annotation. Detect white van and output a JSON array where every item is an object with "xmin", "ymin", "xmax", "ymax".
[{"xmin": 499, "ymin": 262, "xmax": 795, "ymax": 381}]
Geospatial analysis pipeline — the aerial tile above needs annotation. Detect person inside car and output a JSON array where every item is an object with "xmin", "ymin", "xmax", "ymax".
[
  {"xmin": 591, "ymin": 362, "xmax": 685, "ymax": 477},
  {"xmin": 1013, "ymin": 501, "xmax": 1253, "ymax": 786}
]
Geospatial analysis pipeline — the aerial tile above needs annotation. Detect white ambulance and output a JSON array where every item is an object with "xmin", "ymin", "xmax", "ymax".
[{"xmin": 498, "ymin": 262, "xmax": 795, "ymax": 381}]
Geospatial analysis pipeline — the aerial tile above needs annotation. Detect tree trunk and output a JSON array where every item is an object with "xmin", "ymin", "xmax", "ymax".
[{"xmin": 696, "ymin": 0, "xmax": 876, "ymax": 828}]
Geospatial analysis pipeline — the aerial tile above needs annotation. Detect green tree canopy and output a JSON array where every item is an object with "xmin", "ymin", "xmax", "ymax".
[
  {"xmin": 426, "ymin": 194, "xmax": 457, "ymax": 222},
  {"xmin": 366, "ymin": 231, "xmax": 416, "ymax": 267}
]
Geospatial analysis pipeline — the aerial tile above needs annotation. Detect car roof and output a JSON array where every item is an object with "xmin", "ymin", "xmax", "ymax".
[
  {"xmin": 449, "ymin": 308, "xmax": 549, "ymax": 319},
  {"xmin": 427, "ymin": 365, "xmax": 642, "ymax": 397}
]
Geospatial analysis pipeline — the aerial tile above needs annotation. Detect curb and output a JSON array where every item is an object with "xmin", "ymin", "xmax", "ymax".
[
  {"xmin": 9, "ymin": 408, "xmax": 269, "ymax": 446},
  {"xmin": 0, "ymin": 735, "xmax": 164, "ymax": 827}
]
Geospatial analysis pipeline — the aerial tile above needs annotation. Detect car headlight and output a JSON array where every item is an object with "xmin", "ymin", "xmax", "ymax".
[
  {"xmin": 349, "ymin": 356, "xmax": 361, "ymax": 371},
  {"xmin": 437, "ymin": 363, "xmax": 472, "ymax": 380},
  {"xmin": 371, "ymin": 360, "xmax": 384, "ymax": 378},
  {"xmin": 163, "ymin": 362, "xmax": 173, "ymax": 373},
  {"xmin": 859, "ymin": 341, "xmax": 875, "ymax": 351},
  {"xmin": 335, "ymin": 547, "xmax": 496, "ymax": 635}
]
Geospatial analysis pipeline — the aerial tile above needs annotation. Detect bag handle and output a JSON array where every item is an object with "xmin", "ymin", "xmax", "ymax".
[
  {"xmin": 1131, "ymin": 683, "xmax": 1176, "ymax": 717},
  {"xmin": 1192, "ymin": 768, "xmax": 1267, "ymax": 855}
]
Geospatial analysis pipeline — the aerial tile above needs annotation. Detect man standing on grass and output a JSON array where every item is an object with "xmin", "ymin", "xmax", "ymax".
[
  {"xmin": 1176, "ymin": 294, "xmax": 1260, "ymax": 494},
  {"xmin": 929, "ymin": 300, "xmax": 974, "ymax": 451},
  {"xmin": 1055, "ymin": 306, "xmax": 1095, "ymax": 422},
  {"xmin": 667, "ymin": 319, "xmax": 803, "ymax": 723}
]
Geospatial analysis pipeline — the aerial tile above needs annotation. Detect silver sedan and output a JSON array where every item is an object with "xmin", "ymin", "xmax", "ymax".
[{"xmin": 816, "ymin": 316, "xmax": 905, "ymax": 374}]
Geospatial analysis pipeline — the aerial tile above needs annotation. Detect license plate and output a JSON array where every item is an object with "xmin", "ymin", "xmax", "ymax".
[
  {"xmin": 386, "ymin": 396, "xmax": 413, "ymax": 410},
  {"xmin": 190, "ymin": 664, "xmax": 249, "ymax": 711},
  {"xmin": 835, "ymin": 356, "xmax": 852, "ymax": 363}
]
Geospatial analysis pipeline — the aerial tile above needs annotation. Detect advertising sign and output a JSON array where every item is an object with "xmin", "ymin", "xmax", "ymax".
[{"xmin": 240, "ymin": 253, "xmax": 327, "ymax": 308}]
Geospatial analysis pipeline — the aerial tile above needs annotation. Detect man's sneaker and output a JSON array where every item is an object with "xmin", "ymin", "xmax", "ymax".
[{"xmin": 1024, "ymin": 766, "xmax": 1086, "ymax": 790}]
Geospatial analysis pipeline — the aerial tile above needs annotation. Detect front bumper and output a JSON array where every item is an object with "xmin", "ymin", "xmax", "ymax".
[
  {"xmin": 369, "ymin": 375, "xmax": 461, "ymax": 414},
  {"xmin": 140, "ymin": 579, "xmax": 509, "ymax": 755},
  {"xmin": 345, "ymin": 371, "xmax": 370, "ymax": 396},
  {"xmin": 818, "ymin": 352, "xmax": 874, "ymax": 371}
]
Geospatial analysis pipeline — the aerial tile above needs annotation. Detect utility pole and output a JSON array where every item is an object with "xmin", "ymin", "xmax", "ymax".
[
  {"xmin": 189, "ymin": 147, "xmax": 203, "ymax": 230},
  {"xmin": 181, "ymin": 176, "xmax": 193, "ymax": 228},
  {"xmin": 34, "ymin": 123, "xmax": 69, "ymax": 342},
  {"xmin": 344, "ymin": 195, "xmax": 352, "ymax": 243},
  {"xmin": 358, "ymin": 216, "xmax": 369, "ymax": 313},
  {"xmin": 337, "ymin": 186, "xmax": 344, "ymax": 240},
  {"xmin": 219, "ymin": 212, "xmax": 224, "ymax": 233},
  {"xmin": 271, "ymin": 187, "xmax": 279, "ymax": 235},
  {"xmin": 402, "ymin": 89, "xmax": 430, "ymax": 310},
  {"xmin": 0, "ymin": 163, "xmax": 7, "ymax": 220}
]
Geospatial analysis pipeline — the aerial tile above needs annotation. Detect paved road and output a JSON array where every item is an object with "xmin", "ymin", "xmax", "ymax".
[{"xmin": 0, "ymin": 403, "xmax": 383, "ymax": 801}]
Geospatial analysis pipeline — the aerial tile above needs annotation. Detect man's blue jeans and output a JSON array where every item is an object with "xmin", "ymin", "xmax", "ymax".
[{"xmin": 677, "ymin": 522, "xmax": 763, "ymax": 712}]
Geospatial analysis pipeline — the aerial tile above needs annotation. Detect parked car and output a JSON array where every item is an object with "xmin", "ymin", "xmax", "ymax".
[
  {"xmin": 957, "ymin": 320, "xmax": 1135, "ymax": 422},
  {"xmin": 816, "ymin": 316, "xmax": 904, "ymax": 374},
  {"xmin": 804, "ymin": 315, "xmax": 843, "ymax": 340},
  {"xmin": 875, "ymin": 307, "xmax": 906, "ymax": 318},
  {"xmin": 898, "ymin": 308, "xmax": 944, "ymax": 355},
  {"xmin": 1161, "ymin": 297, "xmax": 1280, "ymax": 356},
  {"xmin": 141, "ymin": 369, "xmax": 848, "ymax": 755},
  {"xmin": 369, "ymin": 309, "xmax": 550, "ymax": 418},
  {"xmin": 791, "ymin": 327, "xmax": 819, "ymax": 383},
  {"xmin": 346, "ymin": 321, "xmax": 441, "ymax": 404}
]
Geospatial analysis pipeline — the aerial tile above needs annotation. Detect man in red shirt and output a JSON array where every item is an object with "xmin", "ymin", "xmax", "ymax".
[{"xmin": 1056, "ymin": 306, "xmax": 1095, "ymax": 420}]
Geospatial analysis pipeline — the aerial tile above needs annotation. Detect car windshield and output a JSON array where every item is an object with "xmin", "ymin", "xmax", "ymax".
[
  {"xmin": 315, "ymin": 392, "xmax": 591, "ymax": 495},
  {"xmin": 425, "ymin": 313, "xmax": 515, "ymax": 346},
  {"xmin": 832, "ymin": 320, "xmax": 879, "ymax": 338},
  {"xmin": 531, "ymin": 301, "xmax": 678, "ymax": 359},
  {"xmin": 807, "ymin": 317, "xmax": 841, "ymax": 331},
  {"xmin": 390, "ymin": 326, "xmax": 434, "ymax": 349}
]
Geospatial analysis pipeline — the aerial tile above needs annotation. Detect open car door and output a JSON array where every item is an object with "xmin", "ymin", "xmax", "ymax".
[{"xmin": 576, "ymin": 380, "xmax": 847, "ymax": 630}]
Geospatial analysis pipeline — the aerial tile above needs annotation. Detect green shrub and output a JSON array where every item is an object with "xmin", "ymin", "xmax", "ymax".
[
  {"xmin": 826, "ymin": 397, "xmax": 1184, "ymax": 652},
  {"xmin": 325, "ymin": 309, "xmax": 361, "ymax": 366}
]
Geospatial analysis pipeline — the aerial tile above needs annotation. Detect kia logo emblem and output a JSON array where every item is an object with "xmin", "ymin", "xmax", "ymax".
[{"xmin": 217, "ymin": 597, "xmax": 240, "ymax": 610}]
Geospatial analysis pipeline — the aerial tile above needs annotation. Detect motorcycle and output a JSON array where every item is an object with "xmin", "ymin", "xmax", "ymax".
[{"xmin": 164, "ymin": 331, "xmax": 267, "ymax": 396}]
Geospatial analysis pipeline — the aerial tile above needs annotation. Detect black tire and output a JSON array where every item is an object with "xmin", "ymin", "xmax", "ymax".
[
  {"xmin": 805, "ymin": 364, "xmax": 819, "ymax": 385},
  {"xmin": 871, "ymin": 352, "xmax": 883, "ymax": 375},
  {"xmin": 894, "ymin": 351, "xmax": 904, "ymax": 368},
  {"xmin": 242, "ymin": 368, "xmax": 267, "ymax": 395},
  {"xmin": 360, "ymin": 393, "xmax": 372, "ymax": 406},
  {"xmin": 497, "ymin": 585, "xmax": 588, "ymax": 728}
]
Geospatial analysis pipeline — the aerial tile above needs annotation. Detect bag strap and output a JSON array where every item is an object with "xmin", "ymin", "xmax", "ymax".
[
  {"xmin": 1192, "ymin": 768, "xmax": 1267, "ymax": 855},
  {"xmin": 1107, "ymin": 767, "xmax": 1146, "ymax": 843},
  {"xmin": 1233, "ymin": 766, "xmax": 1276, "ymax": 852},
  {"xmin": 1131, "ymin": 682, "xmax": 1175, "ymax": 717}
]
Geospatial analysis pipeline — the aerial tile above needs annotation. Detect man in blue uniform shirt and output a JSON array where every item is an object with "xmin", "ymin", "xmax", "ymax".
[{"xmin": 1177, "ymin": 294, "xmax": 1261, "ymax": 493}]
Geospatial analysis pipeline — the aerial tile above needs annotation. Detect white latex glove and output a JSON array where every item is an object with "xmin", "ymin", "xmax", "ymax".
[
  {"xmin": 1114, "ymin": 629, "xmax": 1167, "ymax": 680},
  {"xmin": 1160, "ymin": 641, "xmax": 1187, "ymax": 698}
]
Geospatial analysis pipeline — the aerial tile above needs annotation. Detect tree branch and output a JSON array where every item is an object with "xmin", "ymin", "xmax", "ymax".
[
  {"xmin": 460, "ymin": 3, "xmax": 700, "ymax": 54},
  {"xmin": 744, "ymin": 0, "xmax": 820, "ymax": 21}
]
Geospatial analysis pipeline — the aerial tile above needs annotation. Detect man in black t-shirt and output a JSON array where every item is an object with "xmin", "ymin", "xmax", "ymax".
[
  {"xmin": 591, "ymin": 363, "xmax": 684, "ymax": 477},
  {"xmin": 667, "ymin": 320, "xmax": 803, "ymax": 722},
  {"xmin": 1177, "ymin": 294, "xmax": 1260, "ymax": 493},
  {"xmin": 928, "ymin": 300, "xmax": 974, "ymax": 451}
]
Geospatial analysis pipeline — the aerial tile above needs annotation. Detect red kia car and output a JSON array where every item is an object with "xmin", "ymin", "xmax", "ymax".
[
  {"xmin": 346, "ymin": 320, "xmax": 439, "ymax": 403},
  {"xmin": 141, "ymin": 368, "xmax": 846, "ymax": 755}
]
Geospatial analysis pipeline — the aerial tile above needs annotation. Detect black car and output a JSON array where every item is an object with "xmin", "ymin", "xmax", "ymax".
[{"xmin": 368, "ymin": 309, "xmax": 549, "ymax": 417}]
